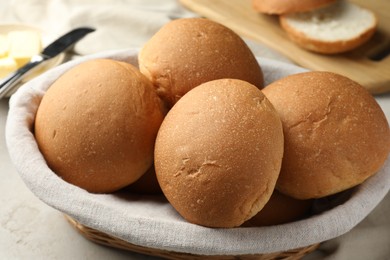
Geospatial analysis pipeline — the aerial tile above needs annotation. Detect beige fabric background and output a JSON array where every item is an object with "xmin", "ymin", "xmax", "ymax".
[{"xmin": 1, "ymin": 0, "xmax": 389, "ymax": 259}]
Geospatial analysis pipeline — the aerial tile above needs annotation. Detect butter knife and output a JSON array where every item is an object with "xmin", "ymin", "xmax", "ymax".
[{"xmin": 0, "ymin": 27, "xmax": 95, "ymax": 99}]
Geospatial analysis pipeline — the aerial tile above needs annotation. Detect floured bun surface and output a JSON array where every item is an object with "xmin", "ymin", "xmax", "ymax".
[
  {"xmin": 154, "ymin": 79, "xmax": 284, "ymax": 228},
  {"xmin": 263, "ymin": 71, "xmax": 390, "ymax": 199},
  {"xmin": 138, "ymin": 18, "xmax": 264, "ymax": 108},
  {"xmin": 35, "ymin": 59, "xmax": 166, "ymax": 193},
  {"xmin": 280, "ymin": 1, "xmax": 377, "ymax": 54}
]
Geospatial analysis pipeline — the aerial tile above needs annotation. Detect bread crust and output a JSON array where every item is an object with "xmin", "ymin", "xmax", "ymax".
[
  {"xmin": 138, "ymin": 18, "xmax": 263, "ymax": 108},
  {"xmin": 242, "ymin": 190, "xmax": 312, "ymax": 226},
  {"xmin": 35, "ymin": 59, "xmax": 166, "ymax": 193},
  {"xmin": 155, "ymin": 79, "xmax": 283, "ymax": 228},
  {"xmin": 252, "ymin": 0, "xmax": 337, "ymax": 15},
  {"xmin": 279, "ymin": 2, "xmax": 377, "ymax": 54},
  {"xmin": 125, "ymin": 165, "xmax": 162, "ymax": 194},
  {"xmin": 263, "ymin": 71, "xmax": 390, "ymax": 199}
]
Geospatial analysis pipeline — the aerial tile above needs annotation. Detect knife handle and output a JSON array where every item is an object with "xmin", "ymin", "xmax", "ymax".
[{"xmin": 0, "ymin": 55, "xmax": 46, "ymax": 99}]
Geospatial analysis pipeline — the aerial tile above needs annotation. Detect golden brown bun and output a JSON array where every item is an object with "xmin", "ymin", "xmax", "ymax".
[
  {"xmin": 154, "ymin": 79, "xmax": 284, "ymax": 228},
  {"xmin": 138, "ymin": 18, "xmax": 264, "ymax": 108},
  {"xmin": 263, "ymin": 71, "xmax": 390, "ymax": 199},
  {"xmin": 35, "ymin": 59, "xmax": 166, "ymax": 193},
  {"xmin": 242, "ymin": 190, "xmax": 312, "ymax": 227},
  {"xmin": 125, "ymin": 165, "xmax": 162, "ymax": 195},
  {"xmin": 279, "ymin": 1, "xmax": 377, "ymax": 54},
  {"xmin": 252, "ymin": 0, "xmax": 337, "ymax": 15}
]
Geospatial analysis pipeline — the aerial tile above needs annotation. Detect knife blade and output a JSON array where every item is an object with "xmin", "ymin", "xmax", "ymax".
[{"xmin": 0, "ymin": 27, "xmax": 95, "ymax": 99}]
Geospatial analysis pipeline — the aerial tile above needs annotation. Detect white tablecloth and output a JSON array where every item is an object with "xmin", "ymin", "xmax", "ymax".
[{"xmin": 1, "ymin": 1, "xmax": 389, "ymax": 259}]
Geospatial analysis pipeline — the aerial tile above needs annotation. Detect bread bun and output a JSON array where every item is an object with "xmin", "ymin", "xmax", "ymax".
[
  {"xmin": 138, "ymin": 18, "xmax": 264, "ymax": 108},
  {"xmin": 154, "ymin": 79, "xmax": 284, "ymax": 228},
  {"xmin": 125, "ymin": 165, "xmax": 162, "ymax": 195},
  {"xmin": 35, "ymin": 59, "xmax": 166, "ymax": 193},
  {"xmin": 263, "ymin": 71, "xmax": 390, "ymax": 199},
  {"xmin": 252, "ymin": 0, "xmax": 337, "ymax": 15},
  {"xmin": 242, "ymin": 190, "xmax": 312, "ymax": 227},
  {"xmin": 279, "ymin": 1, "xmax": 377, "ymax": 54}
]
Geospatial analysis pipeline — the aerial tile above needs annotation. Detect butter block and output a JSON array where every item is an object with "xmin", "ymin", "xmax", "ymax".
[
  {"xmin": 8, "ymin": 30, "xmax": 42, "ymax": 67},
  {"xmin": 0, "ymin": 34, "xmax": 9, "ymax": 58},
  {"xmin": 0, "ymin": 57, "xmax": 17, "ymax": 78}
]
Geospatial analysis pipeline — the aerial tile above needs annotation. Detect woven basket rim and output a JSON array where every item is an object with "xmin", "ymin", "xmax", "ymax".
[
  {"xmin": 6, "ymin": 48, "xmax": 390, "ymax": 256},
  {"xmin": 64, "ymin": 215, "xmax": 320, "ymax": 260}
]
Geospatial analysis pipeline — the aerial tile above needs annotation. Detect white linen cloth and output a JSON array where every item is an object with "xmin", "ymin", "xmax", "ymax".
[
  {"xmin": 0, "ymin": 0, "xmax": 194, "ymax": 55},
  {"xmin": 0, "ymin": 0, "xmax": 290, "ymax": 61},
  {"xmin": 1, "ymin": 0, "xmax": 390, "ymax": 259},
  {"xmin": 5, "ymin": 48, "xmax": 390, "ymax": 256}
]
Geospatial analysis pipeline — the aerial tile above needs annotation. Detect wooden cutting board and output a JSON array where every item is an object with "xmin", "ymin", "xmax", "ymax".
[{"xmin": 179, "ymin": 0, "xmax": 390, "ymax": 94}]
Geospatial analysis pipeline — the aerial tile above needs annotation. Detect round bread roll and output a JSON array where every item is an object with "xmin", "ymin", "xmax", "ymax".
[
  {"xmin": 242, "ymin": 190, "xmax": 313, "ymax": 227},
  {"xmin": 138, "ymin": 18, "xmax": 264, "ymax": 108},
  {"xmin": 35, "ymin": 59, "xmax": 166, "ymax": 193},
  {"xmin": 154, "ymin": 79, "xmax": 284, "ymax": 228},
  {"xmin": 263, "ymin": 71, "xmax": 390, "ymax": 199},
  {"xmin": 279, "ymin": 1, "xmax": 377, "ymax": 54},
  {"xmin": 252, "ymin": 0, "xmax": 337, "ymax": 15},
  {"xmin": 125, "ymin": 165, "xmax": 162, "ymax": 195}
]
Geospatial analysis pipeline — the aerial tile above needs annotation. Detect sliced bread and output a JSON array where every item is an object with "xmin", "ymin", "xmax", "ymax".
[
  {"xmin": 279, "ymin": 0, "xmax": 377, "ymax": 54},
  {"xmin": 252, "ymin": 0, "xmax": 337, "ymax": 15}
]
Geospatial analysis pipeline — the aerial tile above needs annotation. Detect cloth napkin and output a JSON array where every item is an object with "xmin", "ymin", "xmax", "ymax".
[
  {"xmin": 5, "ymin": 48, "xmax": 390, "ymax": 256},
  {"xmin": 0, "ymin": 0, "xmax": 290, "ymax": 62},
  {"xmin": 0, "ymin": 0, "xmax": 193, "ymax": 55}
]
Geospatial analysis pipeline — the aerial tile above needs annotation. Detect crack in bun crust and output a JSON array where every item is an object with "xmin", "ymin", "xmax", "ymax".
[
  {"xmin": 263, "ymin": 71, "xmax": 390, "ymax": 199},
  {"xmin": 154, "ymin": 79, "xmax": 284, "ymax": 228}
]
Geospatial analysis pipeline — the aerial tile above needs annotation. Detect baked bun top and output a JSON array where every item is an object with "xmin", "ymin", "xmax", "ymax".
[
  {"xmin": 35, "ymin": 59, "xmax": 165, "ymax": 193},
  {"xmin": 263, "ymin": 71, "xmax": 390, "ymax": 199},
  {"xmin": 138, "ymin": 18, "xmax": 264, "ymax": 108},
  {"xmin": 154, "ymin": 79, "xmax": 283, "ymax": 228},
  {"xmin": 252, "ymin": 0, "xmax": 337, "ymax": 14}
]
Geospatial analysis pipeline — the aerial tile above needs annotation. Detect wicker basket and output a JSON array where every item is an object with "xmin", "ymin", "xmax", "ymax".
[
  {"xmin": 65, "ymin": 215, "xmax": 320, "ymax": 260},
  {"xmin": 7, "ymin": 49, "xmax": 390, "ymax": 260}
]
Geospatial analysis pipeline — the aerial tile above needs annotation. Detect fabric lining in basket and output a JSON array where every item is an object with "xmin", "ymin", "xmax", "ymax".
[
  {"xmin": 5, "ymin": 49, "xmax": 390, "ymax": 257},
  {"xmin": 64, "ymin": 215, "xmax": 320, "ymax": 259}
]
